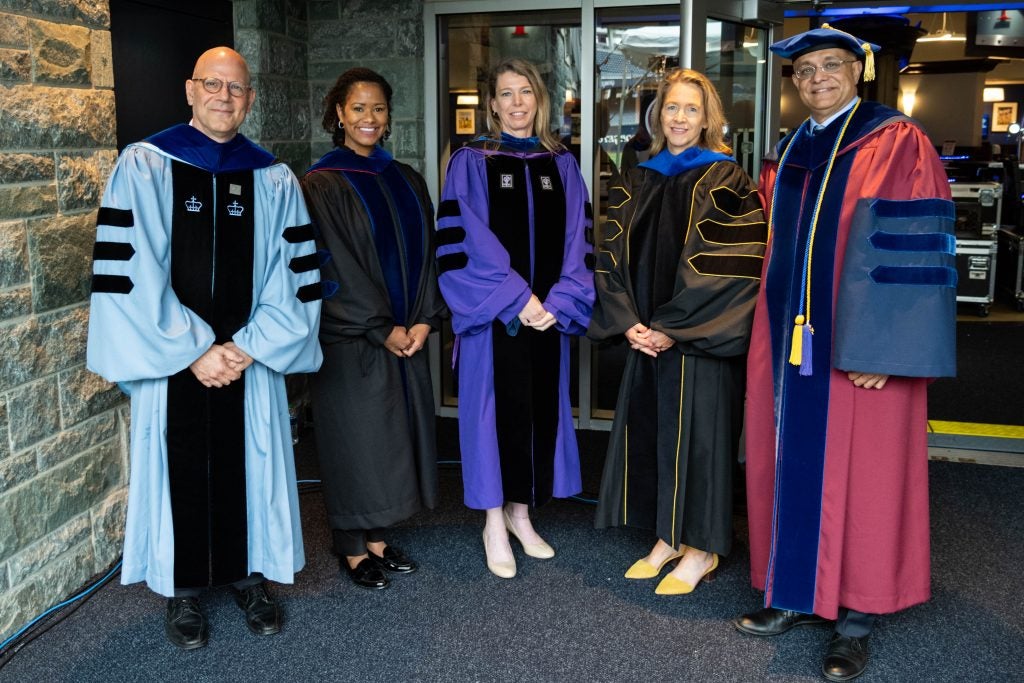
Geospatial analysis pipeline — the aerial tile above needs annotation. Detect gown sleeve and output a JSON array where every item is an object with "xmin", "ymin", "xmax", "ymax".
[
  {"xmin": 87, "ymin": 145, "xmax": 216, "ymax": 383},
  {"xmin": 588, "ymin": 169, "xmax": 641, "ymax": 340},
  {"xmin": 651, "ymin": 162, "xmax": 767, "ymax": 358},
  {"xmin": 542, "ymin": 153, "xmax": 595, "ymax": 335},
  {"xmin": 231, "ymin": 164, "xmax": 323, "ymax": 375},
  {"xmin": 301, "ymin": 170, "xmax": 397, "ymax": 346},
  {"xmin": 435, "ymin": 148, "xmax": 531, "ymax": 335},
  {"xmin": 407, "ymin": 168, "xmax": 449, "ymax": 330}
]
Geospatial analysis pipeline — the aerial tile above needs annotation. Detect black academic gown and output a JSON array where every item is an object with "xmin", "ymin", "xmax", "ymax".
[
  {"xmin": 590, "ymin": 149, "xmax": 766, "ymax": 555},
  {"xmin": 301, "ymin": 146, "xmax": 447, "ymax": 531}
]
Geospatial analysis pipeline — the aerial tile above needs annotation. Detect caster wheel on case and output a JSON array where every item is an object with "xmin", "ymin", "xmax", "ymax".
[{"xmin": 978, "ymin": 304, "xmax": 990, "ymax": 317}]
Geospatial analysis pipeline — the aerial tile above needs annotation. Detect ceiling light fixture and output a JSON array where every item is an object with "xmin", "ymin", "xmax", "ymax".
[{"xmin": 917, "ymin": 12, "xmax": 966, "ymax": 43}]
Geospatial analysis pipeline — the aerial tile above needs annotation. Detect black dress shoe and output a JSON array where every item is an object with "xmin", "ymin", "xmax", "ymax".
[
  {"xmin": 369, "ymin": 546, "xmax": 417, "ymax": 574},
  {"xmin": 734, "ymin": 606, "xmax": 830, "ymax": 636},
  {"xmin": 822, "ymin": 633, "xmax": 869, "ymax": 681},
  {"xmin": 345, "ymin": 557, "xmax": 390, "ymax": 589},
  {"xmin": 233, "ymin": 582, "xmax": 282, "ymax": 635},
  {"xmin": 165, "ymin": 597, "xmax": 208, "ymax": 649}
]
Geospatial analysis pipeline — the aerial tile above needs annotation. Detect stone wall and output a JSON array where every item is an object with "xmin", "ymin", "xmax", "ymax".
[
  {"xmin": 307, "ymin": 0, "xmax": 425, "ymax": 171},
  {"xmin": 0, "ymin": 0, "xmax": 128, "ymax": 643},
  {"xmin": 234, "ymin": 0, "xmax": 312, "ymax": 174}
]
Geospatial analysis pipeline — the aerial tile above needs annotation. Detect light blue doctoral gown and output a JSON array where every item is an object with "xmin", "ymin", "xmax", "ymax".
[{"xmin": 87, "ymin": 133, "xmax": 322, "ymax": 597}]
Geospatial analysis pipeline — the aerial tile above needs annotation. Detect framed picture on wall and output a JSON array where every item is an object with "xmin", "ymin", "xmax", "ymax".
[
  {"xmin": 455, "ymin": 108, "xmax": 475, "ymax": 135},
  {"xmin": 992, "ymin": 101, "xmax": 1018, "ymax": 132}
]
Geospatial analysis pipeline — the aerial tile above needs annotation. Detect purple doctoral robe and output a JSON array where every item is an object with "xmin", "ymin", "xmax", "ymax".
[{"xmin": 436, "ymin": 137, "xmax": 594, "ymax": 509}]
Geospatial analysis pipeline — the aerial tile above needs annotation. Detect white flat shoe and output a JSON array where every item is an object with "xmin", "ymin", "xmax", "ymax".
[
  {"xmin": 482, "ymin": 530, "xmax": 516, "ymax": 578},
  {"xmin": 503, "ymin": 509, "xmax": 555, "ymax": 559}
]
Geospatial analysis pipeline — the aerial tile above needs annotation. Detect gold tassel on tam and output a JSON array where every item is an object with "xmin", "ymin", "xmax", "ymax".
[{"xmin": 861, "ymin": 42, "xmax": 875, "ymax": 82}]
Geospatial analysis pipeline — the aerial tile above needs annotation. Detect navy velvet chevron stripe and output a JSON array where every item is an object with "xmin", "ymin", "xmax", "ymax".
[
  {"xmin": 869, "ymin": 230, "xmax": 955, "ymax": 253},
  {"xmin": 436, "ymin": 227, "xmax": 466, "ymax": 247},
  {"xmin": 283, "ymin": 224, "xmax": 314, "ymax": 243},
  {"xmin": 93, "ymin": 241, "xmax": 135, "ymax": 261},
  {"xmin": 871, "ymin": 196, "xmax": 955, "ymax": 219},
  {"xmin": 871, "ymin": 265, "xmax": 957, "ymax": 287}
]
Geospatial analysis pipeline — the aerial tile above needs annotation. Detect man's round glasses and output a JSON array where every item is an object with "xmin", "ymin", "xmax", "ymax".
[
  {"xmin": 793, "ymin": 60, "xmax": 856, "ymax": 80},
  {"xmin": 191, "ymin": 77, "xmax": 251, "ymax": 97}
]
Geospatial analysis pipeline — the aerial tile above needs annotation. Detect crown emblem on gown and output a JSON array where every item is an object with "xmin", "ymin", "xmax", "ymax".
[
  {"xmin": 185, "ymin": 196, "xmax": 202, "ymax": 213},
  {"xmin": 226, "ymin": 201, "xmax": 244, "ymax": 217}
]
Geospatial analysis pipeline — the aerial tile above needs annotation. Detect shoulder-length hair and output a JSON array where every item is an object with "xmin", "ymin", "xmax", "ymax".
[
  {"xmin": 320, "ymin": 67, "xmax": 394, "ymax": 148},
  {"xmin": 484, "ymin": 58, "xmax": 563, "ymax": 153},
  {"xmin": 649, "ymin": 68, "xmax": 731, "ymax": 156}
]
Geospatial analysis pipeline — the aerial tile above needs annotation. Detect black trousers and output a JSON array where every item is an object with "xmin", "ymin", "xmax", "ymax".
[
  {"xmin": 836, "ymin": 608, "xmax": 876, "ymax": 637},
  {"xmin": 332, "ymin": 527, "xmax": 386, "ymax": 557},
  {"xmin": 173, "ymin": 572, "xmax": 263, "ymax": 599}
]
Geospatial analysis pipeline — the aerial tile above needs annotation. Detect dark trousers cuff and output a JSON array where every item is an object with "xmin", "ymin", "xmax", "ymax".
[
  {"xmin": 332, "ymin": 527, "xmax": 386, "ymax": 557},
  {"xmin": 836, "ymin": 607, "xmax": 876, "ymax": 637}
]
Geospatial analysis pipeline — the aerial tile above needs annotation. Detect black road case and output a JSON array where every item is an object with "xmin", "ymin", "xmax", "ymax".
[
  {"xmin": 956, "ymin": 235, "xmax": 998, "ymax": 316},
  {"xmin": 997, "ymin": 228, "xmax": 1024, "ymax": 311}
]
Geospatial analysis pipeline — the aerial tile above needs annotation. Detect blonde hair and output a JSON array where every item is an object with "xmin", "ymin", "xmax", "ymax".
[
  {"xmin": 485, "ymin": 58, "xmax": 563, "ymax": 153},
  {"xmin": 649, "ymin": 68, "xmax": 731, "ymax": 156}
]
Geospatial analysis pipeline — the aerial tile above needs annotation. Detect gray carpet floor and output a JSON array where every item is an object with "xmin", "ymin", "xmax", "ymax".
[{"xmin": 1, "ymin": 425, "xmax": 1022, "ymax": 682}]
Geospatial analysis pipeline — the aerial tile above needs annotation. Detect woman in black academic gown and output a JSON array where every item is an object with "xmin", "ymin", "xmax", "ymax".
[
  {"xmin": 301, "ymin": 68, "xmax": 447, "ymax": 590},
  {"xmin": 589, "ymin": 68, "xmax": 766, "ymax": 595}
]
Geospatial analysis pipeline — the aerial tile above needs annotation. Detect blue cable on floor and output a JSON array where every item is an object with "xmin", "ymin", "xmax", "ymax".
[{"xmin": 0, "ymin": 560, "xmax": 122, "ymax": 653}]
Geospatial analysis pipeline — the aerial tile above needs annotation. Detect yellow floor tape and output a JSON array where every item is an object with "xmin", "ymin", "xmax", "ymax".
[{"xmin": 928, "ymin": 421, "xmax": 1024, "ymax": 439}]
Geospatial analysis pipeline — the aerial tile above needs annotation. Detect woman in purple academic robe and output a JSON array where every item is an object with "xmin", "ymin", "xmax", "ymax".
[{"xmin": 436, "ymin": 58, "xmax": 594, "ymax": 578}]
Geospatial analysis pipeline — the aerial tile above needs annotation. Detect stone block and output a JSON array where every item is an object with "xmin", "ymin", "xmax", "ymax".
[
  {"xmin": 0, "ymin": 286, "xmax": 31, "ymax": 321},
  {"xmin": 308, "ymin": 1, "xmax": 337, "ymax": 21},
  {"xmin": 0, "ymin": 539, "xmax": 96, "ymax": 643},
  {"xmin": 287, "ymin": 17, "xmax": 307, "ymax": 42},
  {"xmin": 30, "ymin": 19, "xmax": 91, "ymax": 87},
  {"xmin": 291, "ymin": 99, "xmax": 310, "ymax": 141},
  {"xmin": 392, "ymin": 17, "xmax": 423, "ymax": 58},
  {"xmin": 0, "ymin": 0, "xmax": 109, "ymax": 29},
  {"xmin": 0, "ymin": 12, "xmax": 29, "ymax": 48},
  {"xmin": 340, "ymin": 0, "xmax": 421, "ymax": 20},
  {"xmin": 57, "ymin": 149, "xmax": 117, "ymax": 212},
  {"xmin": 0, "ymin": 395, "xmax": 7, "ymax": 460},
  {"xmin": 311, "ymin": 139, "xmax": 332, "ymax": 161},
  {"xmin": 90, "ymin": 28, "xmax": 112, "ymax": 88},
  {"xmin": 269, "ymin": 35, "xmax": 305, "ymax": 78},
  {"xmin": 0, "ymin": 183, "xmax": 58, "ymax": 219},
  {"xmin": 0, "ymin": 441, "xmax": 121, "ymax": 564},
  {"xmin": 90, "ymin": 488, "xmax": 126, "ymax": 570},
  {"xmin": 235, "ymin": 0, "xmax": 285, "ymax": 33},
  {"xmin": 286, "ymin": 0, "xmax": 306, "ymax": 20},
  {"xmin": 0, "ymin": 449, "xmax": 36, "ymax": 493},
  {"xmin": 6, "ymin": 376, "xmax": 60, "ymax": 451},
  {"xmin": 0, "ymin": 47, "xmax": 30, "ymax": 81},
  {"xmin": 0, "ymin": 305, "xmax": 89, "ymax": 392},
  {"xmin": 0, "ymin": 219, "xmax": 29, "ymax": 288},
  {"xmin": 389, "ymin": 119, "xmax": 423, "ymax": 161},
  {"xmin": 234, "ymin": 29, "xmax": 268, "ymax": 75},
  {"xmin": 6, "ymin": 514, "xmax": 90, "ymax": 585},
  {"xmin": 0, "ymin": 85, "xmax": 116, "ymax": 149},
  {"xmin": 307, "ymin": 60, "xmax": 358, "ymax": 82},
  {"xmin": 27, "ymin": 212, "xmax": 94, "ymax": 312},
  {"xmin": 249, "ymin": 76, "xmax": 292, "ymax": 140},
  {"xmin": 37, "ymin": 409, "xmax": 118, "ymax": 470},
  {"xmin": 58, "ymin": 367, "xmax": 122, "ymax": 429},
  {"xmin": 372, "ymin": 58, "xmax": 424, "ymax": 120},
  {"xmin": 308, "ymin": 21, "xmax": 381, "ymax": 62},
  {"xmin": 0, "ymin": 153, "xmax": 55, "ymax": 184}
]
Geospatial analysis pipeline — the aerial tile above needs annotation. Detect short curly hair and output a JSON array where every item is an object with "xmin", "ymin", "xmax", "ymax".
[{"xmin": 320, "ymin": 67, "xmax": 394, "ymax": 148}]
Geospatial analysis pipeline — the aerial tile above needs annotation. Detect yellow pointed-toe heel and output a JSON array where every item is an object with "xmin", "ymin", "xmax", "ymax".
[
  {"xmin": 624, "ymin": 545, "xmax": 687, "ymax": 579},
  {"xmin": 654, "ymin": 552, "xmax": 719, "ymax": 595}
]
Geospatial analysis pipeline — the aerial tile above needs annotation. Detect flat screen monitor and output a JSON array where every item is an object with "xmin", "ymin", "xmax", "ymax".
[{"xmin": 966, "ymin": 10, "xmax": 1024, "ymax": 59}]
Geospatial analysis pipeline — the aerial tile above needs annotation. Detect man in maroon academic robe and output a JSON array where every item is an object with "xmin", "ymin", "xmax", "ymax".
[{"xmin": 735, "ymin": 25, "xmax": 957, "ymax": 682}]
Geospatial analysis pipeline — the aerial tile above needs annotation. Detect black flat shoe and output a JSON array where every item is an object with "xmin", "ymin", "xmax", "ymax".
[
  {"xmin": 822, "ymin": 633, "xmax": 869, "ymax": 681},
  {"xmin": 233, "ymin": 581, "xmax": 282, "ymax": 635},
  {"xmin": 369, "ymin": 546, "xmax": 417, "ymax": 574},
  {"xmin": 734, "ymin": 606, "xmax": 830, "ymax": 636},
  {"xmin": 165, "ymin": 597, "xmax": 208, "ymax": 649},
  {"xmin": 345, "ymin": 557, "xmax": 389, "ymax": 589}
]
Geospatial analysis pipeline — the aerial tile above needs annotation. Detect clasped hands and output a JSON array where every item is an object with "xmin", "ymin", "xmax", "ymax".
[
  {"xmin": 384, "ymin": 323, "xmax": 431, "ymax": 358},
  {"xmin": 626, "ymin": 322, "xmax": 675, "ymax": 358},
  {"xmin": 517, "ymin": 294, "xmax": 556, "ymax": 332},
  {"xmin": 189, "ymin": 342, "xmax": 253, "ymax": 388}
]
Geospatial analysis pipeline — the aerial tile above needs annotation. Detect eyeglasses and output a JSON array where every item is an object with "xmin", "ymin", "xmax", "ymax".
[
  {"xmin": 190, "ymin": 77, "xmax": 251, "ymax": 97},
  {"xmin": 793, "ymin": 60, "xmax": 857, "ymax": 80}
]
